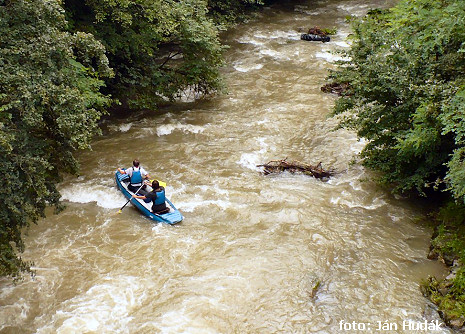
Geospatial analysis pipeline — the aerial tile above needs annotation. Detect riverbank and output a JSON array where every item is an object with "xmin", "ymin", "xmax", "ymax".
[
  {"xmin": 321, "ymin": 0, "xmax": 465, "ymax": 330},
  {"xmin": 422, "ymin": 202, "xmax": 465, "ymax": 332}
]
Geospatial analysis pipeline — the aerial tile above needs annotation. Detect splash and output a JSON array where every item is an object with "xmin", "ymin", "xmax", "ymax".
[
  {"xmin": 156, "ymin": 123, "xmax": 205, "ymax": 136},
  {"xmin": 233, "ymin": 62, "xmax": 264, "ymax": 72},
  {"xmin": 237, "ymin": 137, "xmax": 271, "ymax": 171},
  {"xmin": 175, "ymin": 185, "xmax": 233, "ymax": 212},
  {"xmin": 315, "ymin": 51, "xmax": 346, "ymax": 62},
  {"xmin": 60, "ymin": 183, "xmax": 124, "ymax": 209},
  {"xmin": 259, "ymin": 48, "xmax": 290, "ymax": 61},
  {"xmin": 330, "ymin": 191, "xmax": 387, "ymax": 210},
  {"xmin": 176, "ymin": 198, "xmax": 232, "ymax": 212},
  {"xmin": 119, "ymin": 123, "xmax": 133, "ymax": 132},
  {"xmin": 37, "ymin": 276, "xmax": 145, "ymax": 334}
]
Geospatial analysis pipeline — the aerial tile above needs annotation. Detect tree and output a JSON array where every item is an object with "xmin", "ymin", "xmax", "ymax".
[
  {"xmin": 328, "ymin": 0, "xmax": 465, "ymax": 201},
  {"xmin": 207, "ymin": 0, "xmax": 264, "ymax": 27},
  {"xmin": 0, "ymin": 0, "xmax": 112, "ymax": 279},
  {"xmin": 64, "ymin": 0, "xmax": 226, "ymax": 111}
]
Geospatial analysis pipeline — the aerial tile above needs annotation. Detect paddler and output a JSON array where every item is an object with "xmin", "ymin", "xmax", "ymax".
[
  {"xmin": 132, "ymin": 180, "xmax": 168, "ymax": 214},
  {"xmin": 118, "ymin": 159, "xmax": 151, "ymax": 194}
]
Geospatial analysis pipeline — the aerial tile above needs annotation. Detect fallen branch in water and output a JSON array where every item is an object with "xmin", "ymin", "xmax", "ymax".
[
  {"xmin": 257, "ymin": 158, "xmax": 335, "ymax": 179},
  {"xmin": 321, "ymin": 82, "xmax": 350, "ymax": 96}
]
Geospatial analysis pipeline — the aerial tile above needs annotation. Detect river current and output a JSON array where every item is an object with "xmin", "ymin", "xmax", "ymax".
[{"xmin": 0, "ymin": 1, "xmax": 452, "ymax": 333}]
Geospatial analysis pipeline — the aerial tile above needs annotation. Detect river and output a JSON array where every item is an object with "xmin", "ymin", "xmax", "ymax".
[{"xmin": 0, "ymin": 0, "xmax": 452, "ymax": 333}]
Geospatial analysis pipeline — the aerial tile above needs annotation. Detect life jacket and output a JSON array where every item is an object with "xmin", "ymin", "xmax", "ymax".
[
  {"xmin": 154, "ymin": 187, "xmax": 166, "ymax": 205},
  {"xmin": 130, "ymin": 167, "xmax": 143, "ymax": 186},
  {"xmin": 150, "ymin": 187, "xmax": 167, "ymax": 213}
]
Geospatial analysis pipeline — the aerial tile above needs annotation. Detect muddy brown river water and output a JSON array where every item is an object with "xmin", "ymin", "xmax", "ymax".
[{"xmin": 0, "ymin": 1, "xmax": 452, "ymax": 333}]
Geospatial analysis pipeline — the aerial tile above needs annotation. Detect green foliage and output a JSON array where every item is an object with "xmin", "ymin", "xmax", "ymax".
[
  {"xmin": 207, "ymin": 0, "xmax": 264, "ymax": 28},
  {"xmin": 433, "ymin": 201, "xmax": 465, "ymax": 263},
  {"xmin": 329, "ymin": 0, "xmax": 465, "ymax": 200},
  {"xmin": 421, "ymin": 275, "xmax": 465, "ymax": 322},
  {"xmin": 0, "ymin": 0, "xmax": 270, "ymax": 280},
  {"xmin": 0, "ymin": 0, "xmax": 111, "ymax": 279},
  {"xmin": 64, "ymin": 0, "xmax": 227, "ymax": 110},
  {"xmin": 0, "ymin": 0, "xmax": 270, "ymax": 279},
  {"xmin": 321, "ymin": 28, "xmax": 337, "ymax": 36},
  {"xmin": 421, "ymin": 201, "xmax": 465, "ymax": 323},
  {"xmin": 331, "ymin": 3, "xmax": 465, "ymax": 321}
]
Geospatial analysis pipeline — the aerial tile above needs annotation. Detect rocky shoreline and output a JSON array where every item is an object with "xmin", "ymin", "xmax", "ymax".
[{"xmin": 422, "ymin": 226, "xmax": 465, "ymax": 333}]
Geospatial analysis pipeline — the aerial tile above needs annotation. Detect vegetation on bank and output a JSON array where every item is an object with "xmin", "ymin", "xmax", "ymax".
[
  {"xmin": 421, "ymin": 201, "xmax": 465, "ymax": 328},
  {"xmin": 326, "ymin": 0, "xmax": 465, "ymax": 327},
  {"xmin": 0, "ymin": 0, "xmax": 265, "ymax": 279},
  {"xmin": 0, "ymin": 0, "xmax": 112, "ymax": 279}
]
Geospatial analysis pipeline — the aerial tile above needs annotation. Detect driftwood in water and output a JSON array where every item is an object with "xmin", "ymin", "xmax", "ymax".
[
  {"xmin": 257, "ymin": 158, "xmax": 335, "ymax": 179},
  {"xmin": 300, "ymin": 26, "xmax": 331, "ymax": 42},
  {"xmin": 321, "ymin": 82, "xmax": 350, "ymax": 96},
  {"xmin": 307, "ymin": 26, "xmax": 328, "ymax": 36},
  {"xmin": 301, "ymin": 33, "xmax": 330, "ymax": 43}
]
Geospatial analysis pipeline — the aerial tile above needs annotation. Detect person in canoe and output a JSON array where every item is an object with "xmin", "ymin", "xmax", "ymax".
[
  {"xmin": 132, "ymin": 180, "xmax": 169, "ymax": 214},
  {"xmin": 118, "ymin": 159, "xmax": 151, "ymax": 194}
]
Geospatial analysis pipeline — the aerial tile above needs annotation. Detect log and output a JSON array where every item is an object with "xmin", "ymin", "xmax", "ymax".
[
  {"xmin": 300, "ymin": 33, "xmax": 330, "ymax": 43},
  {"xmin": 307, "ymin": 26, "xmax": 327, "ymax": 36},
  {"xmin": 321, "ymin": 82, "xmax": 350, "ymax": 96},
  {"xmin": 300, "ymin": 26, "xmax": 332, "ymax": 43},
  {"xmin": 257, "ymin": 158, "xmax": 335, "ymax": 179}
]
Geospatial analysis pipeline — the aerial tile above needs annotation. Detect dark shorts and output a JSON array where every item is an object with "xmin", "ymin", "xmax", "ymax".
[
  {"xmin": 128, "ymin": 184, "xmax": 148, "ymax": 195},
  {"xmin": 152, "ymin": 203, "xmax": 167, "ymax": 213}
]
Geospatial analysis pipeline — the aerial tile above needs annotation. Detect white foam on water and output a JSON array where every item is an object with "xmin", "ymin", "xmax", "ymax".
[
  {"xmin": 294, "ymin": 5, "xmax": 320, "ymax": 15},
  {"xmin": 350, "ymin": 138, "xmax": 368, "ymax": 154},
  {"xmin": 389, "ymin": 213, "xmax": 402, "ymax": 223},
  {"xmin": 139, "ymin": 127, "xmax": 155, "ymax": 136},
  {"xmin": 176, "ymin": 196, "xmax": 232, "ymax": 213},
  {"xmin": 238, "ymin": 137, "xmax": 271, "ymax": 171},
  {"xmin": 0, "ymin": 297, "xmax": 30, "ymax": 331},
  {"xmin": 337, "ymin": 3, "xmax": 370, "ymax": 16},
  {"xmin": 107, "ymin": 122, "xmax": 134, "ymax": 133},
  {"xmin": 196, "ymin": 184, "xmax": 229, "ymax": 196},
  {"xmin": 119, "ymin": 123, "xmax": 133, "ymax": 132},
  {"xmin": 257, "ymin": 117, "xmax": 270, "ymax": 125},
  {"xmin": 60, "ymin": 183, "xmax": 124, "ymax": 209},
  {"xmin": 282, "ymin": 31, "xmax": 303, "ymax": 41},
  {"xmin": 254, "ymin": 30, "xmax": 302, "ymax": 41},
  {"xmin": 37, "ymin": 276, "xmax": 145, "ymax": 334},
  {"xmin": 330, "ymin": 195, "xmax": 387, "ymax": 210},
  {"xmin": 156, "ymin": 123, "xmax": 205, "ymax": 136},
  {"xmin": 233, "ymin": 62, "xmax": 264, "ymax": 72},
  {"xmin": 0, "ymin": 283, "xmax": 15, "ymax": 300},
  {"xmin": 174, "ymin": 182, "xmax": 235, "ymax": 213},
  {"xmin": 151, "ymin": 223, "xmax": 165, "ymax": 233},
  {"xmin": 312, "ymin": 233, "xmax": 329, "ymax": 245},
  {"xmin": 326, "ymin": 166, "xmax": 365, "ymax": 190},
  {"xmin": 240, "ymin": 151, "xmax": 266, "ymax": 171},
  {"xmin": 349, "ymin": 179, "xmax": 364, "ymax": 192},
  {"xmin": 315, "ymin": 51, "xmax": 346, "ymax": 62},
  {"xmin": 259, "ymin": 48, "xmax": 290, "ymax": 60},
  {"xmin": 334, "ymin": 40, "xmax": 350, "ymax": 48},
  {"xmin": 236, "ymin": 36, "xmax": 265, "ymax": 46},
  {"xmin": 168, "ymin": 183, "xmax": 187, "ymax": 197}
]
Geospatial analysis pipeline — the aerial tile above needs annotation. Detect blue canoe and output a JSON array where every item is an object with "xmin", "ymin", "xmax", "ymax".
[{"xmin": 115, "ymin": 171, "xmax": 183, "ymax": 224}]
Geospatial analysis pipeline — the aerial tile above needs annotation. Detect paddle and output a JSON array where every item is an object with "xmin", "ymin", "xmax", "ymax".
[{"xmin": 118, "ymin": 183, "xmax": 146, "ymax": 214}]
